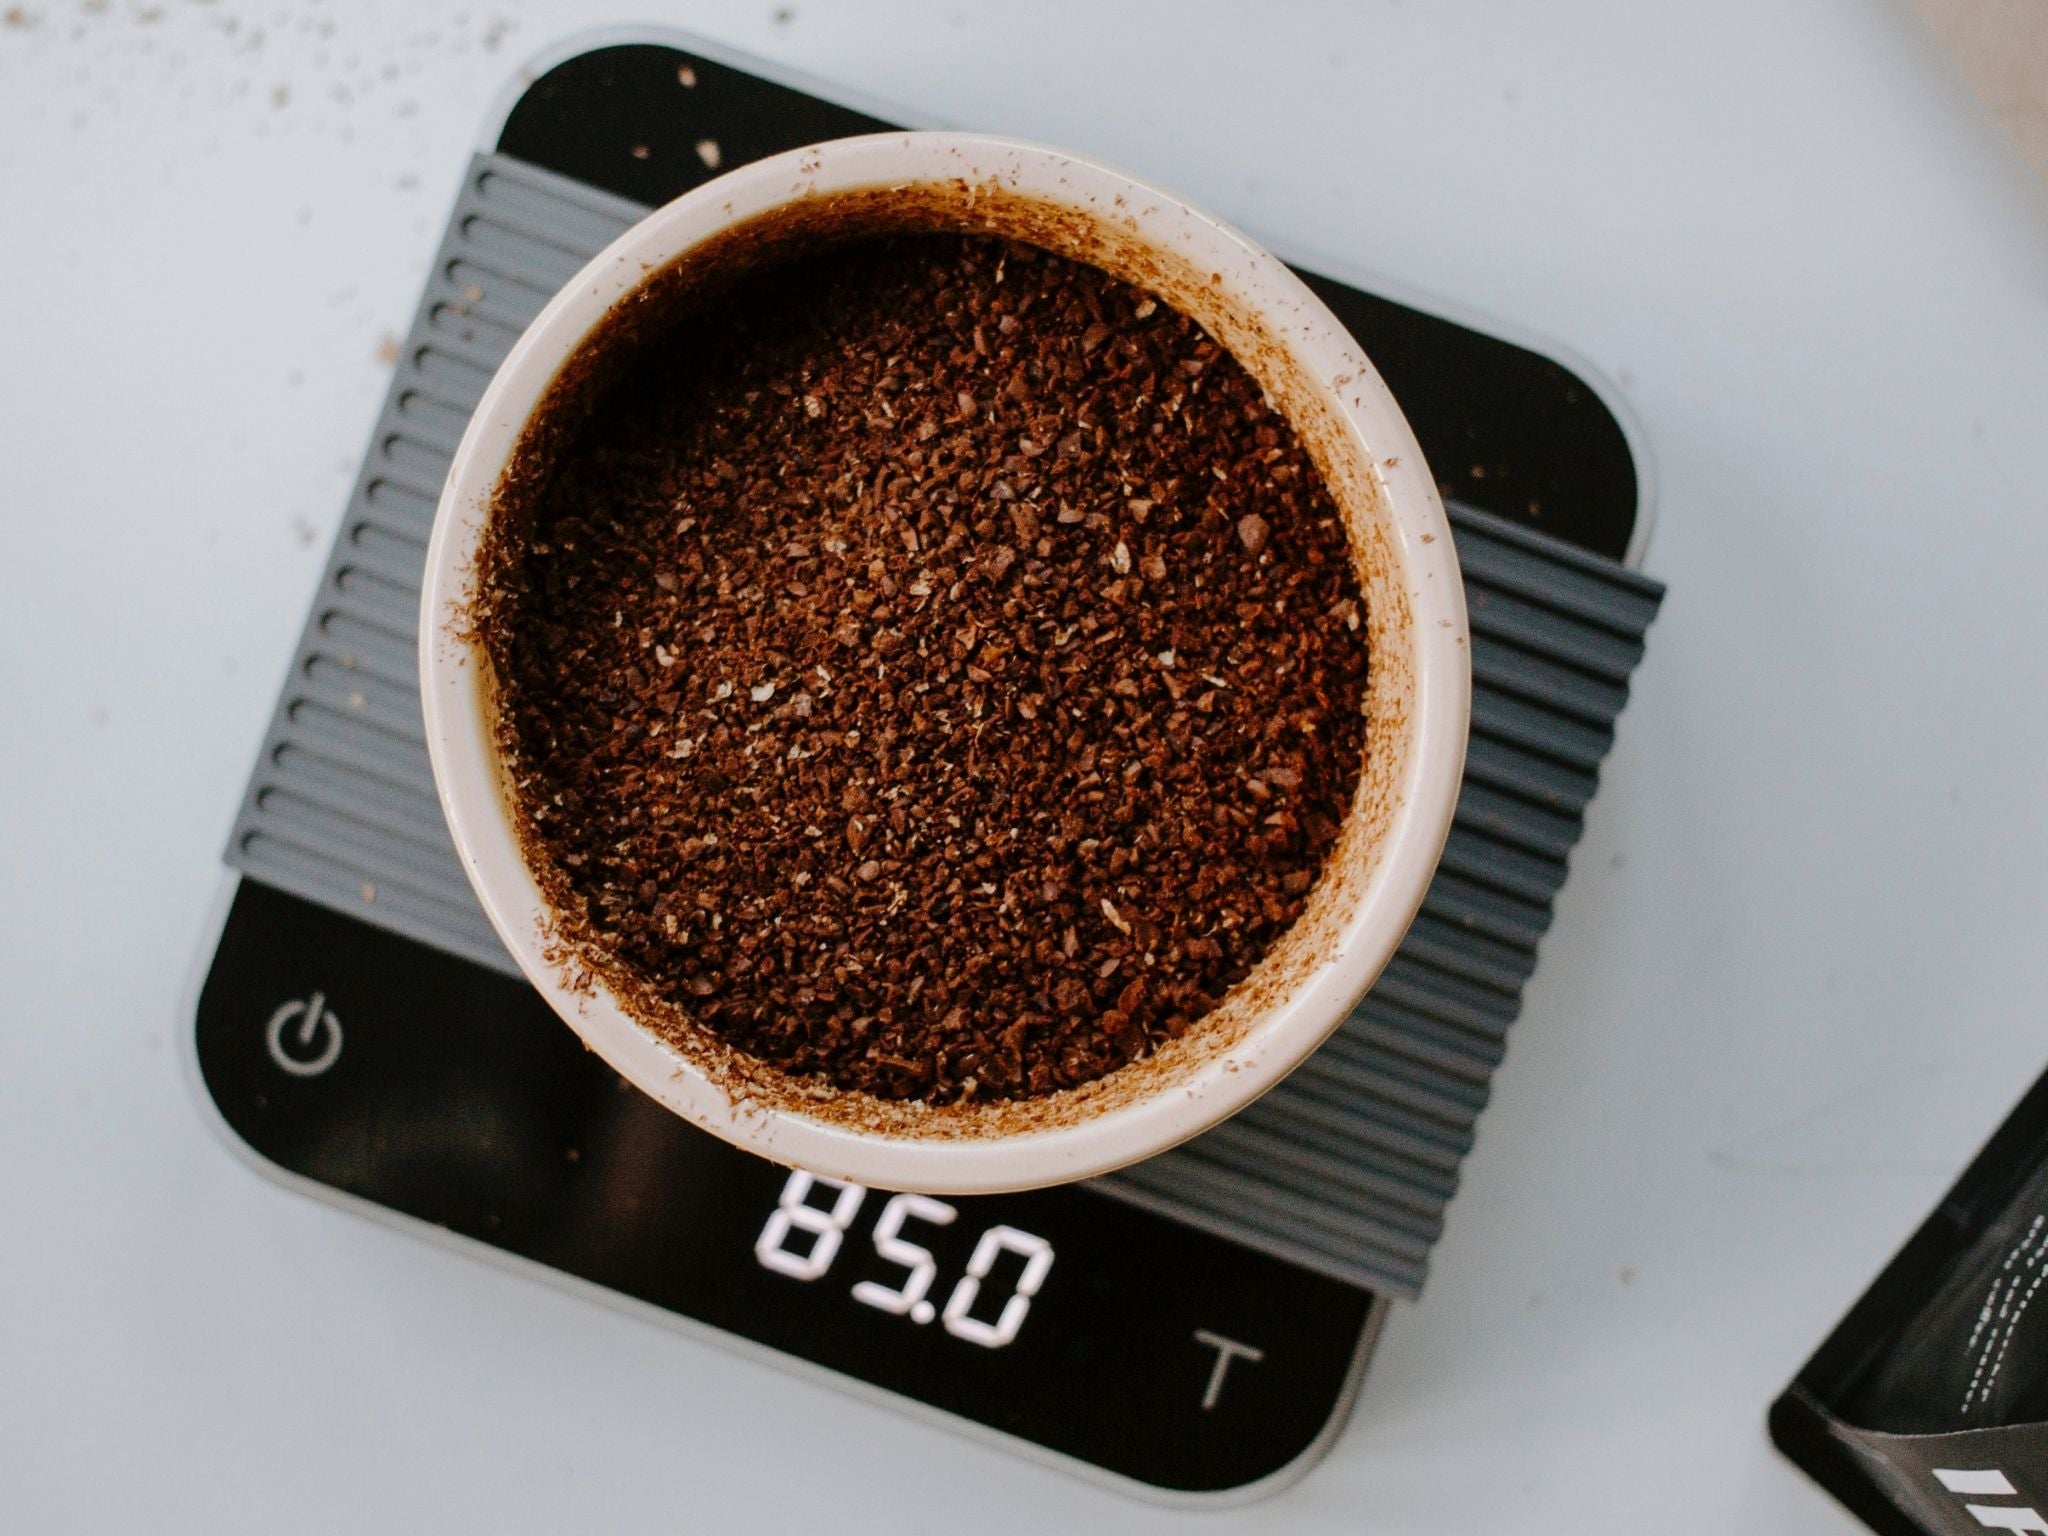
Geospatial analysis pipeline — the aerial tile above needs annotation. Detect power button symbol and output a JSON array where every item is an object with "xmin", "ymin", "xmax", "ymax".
[{"xmin": 266, "ymin": 991, "xmax": 343, "ymax": 1078}]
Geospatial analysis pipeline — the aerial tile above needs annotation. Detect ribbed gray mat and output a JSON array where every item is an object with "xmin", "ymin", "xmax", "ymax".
[{"xmin": 226, "ymin": 152, "xmax": 1663, "ymax": 1298}]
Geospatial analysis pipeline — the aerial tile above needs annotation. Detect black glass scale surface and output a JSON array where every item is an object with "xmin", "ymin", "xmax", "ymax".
[{"xmin": 194, "ymin": 36, "xmax": 1643, "ymax": 1499}]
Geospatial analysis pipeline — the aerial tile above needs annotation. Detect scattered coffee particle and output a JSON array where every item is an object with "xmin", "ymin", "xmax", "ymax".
[
  {"xmin": 480, "ymin": 233, "xmax": 1369, "ymax": 1104},
  {"xmin": 677, "ymin": 65, "xmax": 697, "ymax": 87},
  {"xmin": 630, "ymin": 144, "xmax": 651, "ymax": 162},
  {"xmin": 694, "ymin": 138, "xmax": 722, "ymax": 170}
]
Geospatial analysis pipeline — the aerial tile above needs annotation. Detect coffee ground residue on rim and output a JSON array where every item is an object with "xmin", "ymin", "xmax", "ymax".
[{"xmin": 476, "ymin": 232, "xmax": 1370, "ymax": 1106}]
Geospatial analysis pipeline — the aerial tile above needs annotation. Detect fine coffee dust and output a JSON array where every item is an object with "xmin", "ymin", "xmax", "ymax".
[{"xmin": 479, "ymin": 233, "xmax": 1370, "ymax": 1105}]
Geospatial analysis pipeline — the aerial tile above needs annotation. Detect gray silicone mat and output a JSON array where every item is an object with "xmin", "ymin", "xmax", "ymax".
[{"xmin": 226, "ymin": 153, "xmax": 1663, "ymax": 1298}]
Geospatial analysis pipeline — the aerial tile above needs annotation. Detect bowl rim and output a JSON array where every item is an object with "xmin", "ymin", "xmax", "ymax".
[{"xmin": 419, "ymin": 130, "xmax": 1470, "ymax": 1194}]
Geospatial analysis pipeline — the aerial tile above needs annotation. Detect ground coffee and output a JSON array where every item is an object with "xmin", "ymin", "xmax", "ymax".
[{"xmin": 478, "ymin": 233, "xmax": 1370, "ymax": 1105}]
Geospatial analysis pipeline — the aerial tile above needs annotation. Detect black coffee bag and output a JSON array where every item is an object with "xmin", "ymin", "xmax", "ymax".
[{"xmin": 1775, "ymin": 1068, "xmax": 2048, "ymax": 1533}]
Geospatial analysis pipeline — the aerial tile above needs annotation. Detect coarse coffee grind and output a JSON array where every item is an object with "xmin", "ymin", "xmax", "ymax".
[{"xmin": 475, "ymin": 230, "xmax": 1371, "ymax": 1106}]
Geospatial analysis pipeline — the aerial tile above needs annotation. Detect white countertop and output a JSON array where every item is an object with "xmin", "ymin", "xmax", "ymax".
[{"xmin": 4, "ymin": 2, "xmax": 2047, "ymax": 1530}]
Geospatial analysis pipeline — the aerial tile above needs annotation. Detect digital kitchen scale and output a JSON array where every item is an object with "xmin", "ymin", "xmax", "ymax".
[{"xmin": 190, "ymin": 31, "xmax": 1663, "ymax": 1502}]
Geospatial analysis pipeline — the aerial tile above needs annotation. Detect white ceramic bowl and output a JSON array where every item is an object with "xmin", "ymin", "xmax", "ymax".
[{"xmin": 421, "ymin": 132, "xmax": 1469, "ymax": 1194}]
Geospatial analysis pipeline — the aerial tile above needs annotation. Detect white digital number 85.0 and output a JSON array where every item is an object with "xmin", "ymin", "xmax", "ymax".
[{"xmin": 753, "ymin": 1173, "xmax": 1056, "ymax": 1349}]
